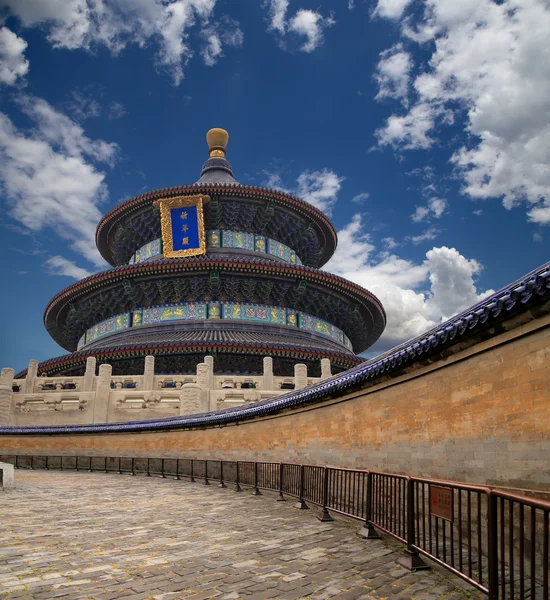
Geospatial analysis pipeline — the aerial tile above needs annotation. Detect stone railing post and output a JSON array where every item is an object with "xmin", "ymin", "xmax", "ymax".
[
  {"xmin": 23, "ymin": 359, "xmax": 38, "ymax": 394},
  {"xmin": 320, "ymin": 358, "xmax": 332, "ymax": 380},
  {"xmin": 0, "ymin": 368, "xmax": 14, "ymax": 426},
  {"xmin": 294, "ymin": 363, "xmax": 308, "ymax": 390},
  {"xmin": 263, "ymin": 356, "xmax": 273, "ymax": 390},
  {"xmin": 83, "ymin": 356, "xmax": 96, "ymax": 392},
  {"xmin": 196, "ymin": 362, "xmax": 213, "ymax": 410},
  {"xmin": 204, "ymin": 355, "xmax": 214, "ymax": 390},
  {"xmin": 179, "ymin": 383, "xmax": 203, "ymax": 416},
  {"xmin": 143, "ymin": 355, "xmax": 155, "ymax": 391},
  {"xmin": 93, "ymin": 364, "xmax": 112, "ymax": 424}
]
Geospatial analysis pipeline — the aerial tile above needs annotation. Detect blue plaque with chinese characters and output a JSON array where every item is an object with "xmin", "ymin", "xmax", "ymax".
[{"xmin": 155, "ymin": 195, "xmax": 208, "ymax": 258}]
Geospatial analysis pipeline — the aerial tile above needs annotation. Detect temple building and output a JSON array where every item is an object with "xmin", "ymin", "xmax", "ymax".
[{"xmin": 18, "ymin": 129, "xmax": 386, "ymax": 379}]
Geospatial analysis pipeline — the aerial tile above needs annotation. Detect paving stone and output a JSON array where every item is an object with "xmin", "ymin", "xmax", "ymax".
[{"xmin": 0, "ymin": 470, "xmax": 483, "ymax": 600}]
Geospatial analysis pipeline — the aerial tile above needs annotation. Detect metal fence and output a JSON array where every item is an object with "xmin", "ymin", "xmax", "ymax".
[{"xmin": 2, "ymin": 454, "xmax": 548, "ymax": 600}]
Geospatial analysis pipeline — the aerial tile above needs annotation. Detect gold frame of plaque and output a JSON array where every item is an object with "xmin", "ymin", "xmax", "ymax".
[{"xmin": 154, "ymin": 194, "xmax": 209, "ymax": 259}]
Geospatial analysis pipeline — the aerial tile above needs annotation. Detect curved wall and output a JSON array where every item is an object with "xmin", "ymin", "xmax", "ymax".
[{"xmin": 2, "ymin": 309, "xmax": 549, "ymax": 492}]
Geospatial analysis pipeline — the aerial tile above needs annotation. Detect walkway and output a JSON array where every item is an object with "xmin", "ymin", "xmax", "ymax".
[{"xmin": 0, "ymin": 471, "xmax": 482, "ymax": 600}]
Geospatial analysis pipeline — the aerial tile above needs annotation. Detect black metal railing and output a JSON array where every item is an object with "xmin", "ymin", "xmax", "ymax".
[{"xmin": 2, "ymin": 454, "xmax": 548, "ymax": 600}]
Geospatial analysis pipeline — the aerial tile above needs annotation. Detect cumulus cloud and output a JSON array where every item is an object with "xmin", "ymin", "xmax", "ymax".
[
  {"xmin": 264, "ymin": 168, "xmax": 343, "ymax": 215},
  {"xmin": 325, "ymin": 214, "xmax": 492, "ymax": 351},
  {"xmin": 0, "ymin": 97, "xmax": 115, "ymax": 267},
  {"xmin": 374, "ymin": 44, "xmax": 412, "ymax": 105},
  {"xmin": 0, "ymin": 26, "xmax": 29, "ymax": 85},
  {"xmin": 288, "ymin": 10, "xmax": 334, "ymax": 53},
  {"xmin": 411, "ymin": 197, "xmax": 447, "ymax": 222},
  {"xmin": 373, "ymin": 0, "xmax": 413, "ymax": 20},
  {"xmin": 45, "ymin": 255, "xmax": 92, "ymax": 279},
  {"xmin": 201, "ymin": 19, "xmax": 243, "ymax": 66},
  {"xmin": 0, "ymin": 0, "xmax": 241, "ymax": 85},
  {"xmin": 374, "ymin": 0, "xmax": 550, "ymax": 223},
  {"xmin": 265, "ymin": 0, "xmax": 289, "ymax": 34},
  {"xmin": 264, "ymin": 1, "xmax": 334, "ymax": 52}
]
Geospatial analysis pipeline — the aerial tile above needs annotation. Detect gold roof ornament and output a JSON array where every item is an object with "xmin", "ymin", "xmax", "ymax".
[{"xmin": 207, "ymin": 127, "xmax": 229, "ymax": 158}]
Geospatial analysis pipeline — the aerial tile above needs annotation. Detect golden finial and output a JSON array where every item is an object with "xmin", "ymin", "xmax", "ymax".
[{"xmin": 206, "ymin": 128, "xmax": 229, "ymax": 158}]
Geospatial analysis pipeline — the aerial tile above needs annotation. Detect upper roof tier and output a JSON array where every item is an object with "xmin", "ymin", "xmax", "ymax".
[{"xmin": 96, "ymin": 129, "xmax": 338, "ymax": 268}]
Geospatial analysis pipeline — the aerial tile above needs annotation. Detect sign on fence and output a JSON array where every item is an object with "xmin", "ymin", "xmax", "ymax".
[{"xmin": 430, "ymin": 485, "xmax": 453, "ymax": 522}]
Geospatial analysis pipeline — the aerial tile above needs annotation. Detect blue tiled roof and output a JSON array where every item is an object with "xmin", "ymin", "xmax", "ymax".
[{"xmin": 2, "ymin": 261, "xmax": 549, "ymax": 436}]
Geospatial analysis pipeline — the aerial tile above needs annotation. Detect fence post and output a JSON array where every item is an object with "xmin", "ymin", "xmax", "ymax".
[
  {"xmin": 88, "ymin": 457, "xmax": 93, "ymax": 472},
  {"xmin": 397, "ymin": 478, "xmax": 429, "ymax": 571},
  {"xmin": 118, "ymin": 457, "xmax": 123, "ymax": 475},
  {"xmin": 252, "ymin": 462, "xmax": 262, "ymax": 495},
  {"xmin": 131, "ymin": 457, "xmax": 136, "ymax": 476},
  {"xmin": 318, "ymin": 467, "xmax": 334, "ymax": 522},
  {"xmin": 190, "ymin": 459, "xmax": 195, "ymax": 483},
  {"xmin": 235, "ymin": 461, "xmax": 242, "ymax": 492},
  {"xmin": 45, "ymin": 455, "xmax": 49, "ymax": 470},
  {"xmin": 30, "ymin": 455, "xmax": 34, "ymax": 470},
  {"xmin": 104, "ymin": 457, "xmax": 108, "ymax": 473},
  {"xmin": 161, "ymin": 458, "xmax": 166, "ymax": 478},
  {"xmin": 277, "ymin": 463, "xmax": 285, "ymax": 501},
  {"xmin": 487, "ymin": 491, "xmax": 499, "ymax": 600},
  {"xmin": 294, "ymin": 465, "xmax": 309, "ymax": 510},
  {"xmin": 218, "ymin": 461, "xmax": 226, "ymax": 488},
  {"xmin": 175, "ymin": 459, "xmax": 180, "ymax": 480},
  {"xmin": 74, "ymin": 456, "xmax": 79, "ymax": 471},
  {"xmin": 359, "ymin": 472, "xmax": 381, "ymax": 539},
  {"xmin": 15, "ymin": 455, "xmax": 19, "ymax": 469},
  {"xmin": 147, "ymin": 458, "xmax": 151, "ymax": 476},
  {"xmin": 204, "ymin": 460, "xmax": 210, "ymax": 485}
]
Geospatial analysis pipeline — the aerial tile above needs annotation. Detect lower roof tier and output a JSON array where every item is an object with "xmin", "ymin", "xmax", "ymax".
[
  {"xmin": 17, "ymin": 328, "xmax": 363, "ymax": 377},
  {"xmin": 45, "ymin": 254, "xmax": 386, "ymax": 353},
  {"xmin": 78, "ymin": 303, "xmax": 353, "ymax": 353}
]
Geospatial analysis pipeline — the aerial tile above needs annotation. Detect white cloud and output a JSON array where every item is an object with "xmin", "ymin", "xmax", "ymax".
[
  {"xmin": 382, "ymin": 236, "xmax": 399, "ymax": 250},
  {"xmin": 373, "ymin": 0, "xmax": 413, "ymax": 20},
  {"xmin": 0, "ymin": 97, "xmax": 115, "ymax": 267},
  {"xmin": 0, "ymin": 0, "xmax": 240, "ymax": 85},
  {"xmin": 351, "ymin": 192, "xmax": 370, "ymax": 204},
  {"xmin": 0, "ymin": 26, "xmax": 29, "ymax": 85},
  {"xmin": 265, "ymin": 168, "xmax": 343, "ymax": 215},
  {"xmin": 409, "ymin": 227, "xmax": 440, "ymax": 245},
  {"xmin": 533, "ymin": 232, "xmax": 543, "ymax": 243},
  {"xmin": 265, "ymin": 0, "xmax": 289, "ymax": 34},
  {"xmin": 45, "ymin": 255, "xmax": 92, "ymax": 279},
  {"xmin": 527, "ymin": 205, "xmax": 550, "ymax": 225},
  {"xmin": 374, "ymin": 0, "xmax": 550, "ymax": 223},
  {"xmin": 201, "ymin": 27, "xmax": 222, "ymax": 66},
  {"xmin": 375, "ymin": 44, "xmax": 412, "ymax": 105},
  {"xmin": 264, "ymin": 1, "xmax": 334, "ymax": 52},
  {"xmin": 376, "ymin": 102, "xmax": 449, "ymax": 150},
  {"xmin": 325, "ymin": 214, "xmax": 492, "ymax": 351},
  {"xmin": 411, "ymin": 206, "xmax": 430, "ymax": 223},
  {"xmin": 288, "ymin": 10, "xmax": 334, "ymax": 53},
  {"xmin": 201, "ymin": 19, "xmax": 243, "ymax": 66},
  {"xmin": 411, "ymin": 197, "xmax": 448, "ymax": 222}
]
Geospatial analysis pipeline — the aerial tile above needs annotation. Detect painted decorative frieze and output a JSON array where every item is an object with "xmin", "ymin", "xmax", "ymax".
[{"xmin": 85, "ymin": 313, "xmax": 130, "ymax": 344}]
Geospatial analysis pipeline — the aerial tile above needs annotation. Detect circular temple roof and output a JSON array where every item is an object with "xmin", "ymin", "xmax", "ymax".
[
  {"xmin": 96, "ymin": 184, "xmax": 338, "ymax": 268},
  {"xmin": 43, "ymin": 255, "xmax": 386, "ymax": 354}
]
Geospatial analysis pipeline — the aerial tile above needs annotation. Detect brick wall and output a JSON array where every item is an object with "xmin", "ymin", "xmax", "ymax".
[{"xmin": 1, "ymin": 313, "xmax": 549, "ymax": 492}]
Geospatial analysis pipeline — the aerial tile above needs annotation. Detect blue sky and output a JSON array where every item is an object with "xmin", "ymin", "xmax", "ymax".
[{"xmin": 0, "ymin": 0, "xmax": 548, "ymax": 374}]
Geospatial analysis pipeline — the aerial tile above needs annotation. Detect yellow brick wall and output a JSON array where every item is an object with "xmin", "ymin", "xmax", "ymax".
[{"xmin": 1, "ymin": 313, "xmax": 549, "ymax": 492}]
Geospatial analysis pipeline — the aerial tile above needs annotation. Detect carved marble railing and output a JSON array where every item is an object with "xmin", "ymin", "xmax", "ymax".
[{"xmin": 0, "ymin": 356, "xmax": 332, "ymax": 427}]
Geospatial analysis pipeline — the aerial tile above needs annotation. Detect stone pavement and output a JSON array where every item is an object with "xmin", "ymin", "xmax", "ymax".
[{"xmin": 0, "ymin": 471, "xmax": 483, "ymax": 600}]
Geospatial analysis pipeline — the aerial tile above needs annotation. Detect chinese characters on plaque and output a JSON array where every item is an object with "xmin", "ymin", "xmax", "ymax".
[{"xmin": 154, "ymin": 195, "xmax": 209, "ymax": 258}]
